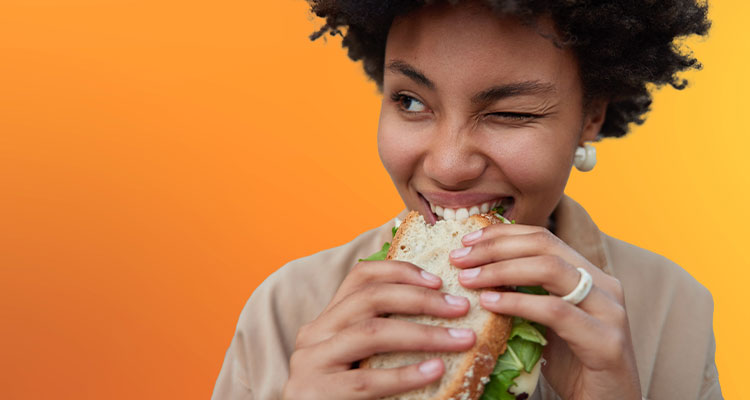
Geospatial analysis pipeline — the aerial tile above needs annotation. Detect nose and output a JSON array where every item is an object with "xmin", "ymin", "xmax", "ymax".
[{"xmin": 422, "ymin": 121, "xmax": 487, "ymax": 189}]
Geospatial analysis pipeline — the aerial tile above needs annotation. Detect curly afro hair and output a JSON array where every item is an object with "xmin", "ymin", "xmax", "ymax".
[{"xmin": 306, "ymin": 0, "xmax": 710, "ymax": 138}]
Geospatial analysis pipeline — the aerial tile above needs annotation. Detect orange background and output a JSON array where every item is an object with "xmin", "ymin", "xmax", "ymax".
[{"xmin": 1, "ymin": 0, "xmax": 747, "ymax": 399}]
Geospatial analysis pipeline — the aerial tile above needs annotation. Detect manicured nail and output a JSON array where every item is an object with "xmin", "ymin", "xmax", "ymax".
[
  {"xmin": 481, "ymin": 291, "xmax": 501, "ymax": 303},
  {"xmin": 459, "ymin": 268, "xmax": 480, "ymax": 280},
  {"xmin": 421, "ymin": 270, "xmax": 441, "ymax": 283},
  {"xmin": 448, "ymin": 328, "xmax": 474, "ymax": 338},
  {"xmin": 444, "ymin": 294, "xmax": 468, "ymax": 307},
  {"xmin": 450, "ymin": 246, "xmax": 472, "ymax": 259},
  {"xmin": 419, "ymin": 359, "xmax": 442, "ymax": 376},
  {"xmin": 463, "ymin": 230, "xmax": 482, "ymax": 242}
]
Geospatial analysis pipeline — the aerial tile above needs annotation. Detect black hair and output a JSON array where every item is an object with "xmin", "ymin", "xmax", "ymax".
[{"xmin": 306, "ymin": 0, "xmax": 710, "ymax": 138}]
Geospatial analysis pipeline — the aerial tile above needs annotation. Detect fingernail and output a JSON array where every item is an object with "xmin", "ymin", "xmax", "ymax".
[
  {"xmin": 444, "ymin": 294, "xmax": 468, "ymax": 307},
  {"xmin": 419, "ymin": 359, "xmax": 442, "ymax": 376},
  {"xmin": 450, "ymin": 246, "xmax": 471, "ymax": 259},
  {"xmin": 481, "ymin": 291, "xmax": 501, "ymax": 303},
  {"xmin": 459, "ymin": 267, "xmax": 480, "ymax": 280},
  {"xmin": 448, "ymin": 328, "xmax": 474, "ymax": 338},
  {"xmin": 463, "ymin": 230, "xmax": 482, "ymax": 242},
  {"xmin": 420, "ymin": 270, "xmax": 441, "ymax": 283}
]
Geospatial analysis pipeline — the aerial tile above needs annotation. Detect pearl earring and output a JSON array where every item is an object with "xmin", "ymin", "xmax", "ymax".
[{"xmin": 574, "ymin": 143, "xmax": 597, "ymax": 172}]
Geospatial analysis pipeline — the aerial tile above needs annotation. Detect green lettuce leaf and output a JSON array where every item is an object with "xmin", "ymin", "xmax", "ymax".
[
  {"xmin": 494, "ymin": 343, "xmax": 523, "ymax": 373},
  {"xmin": 490, "ymin": 205, "xmax": 506, "ymax": 215},
  {"xmin": 507, "ymin": 336, "xmax": 543, "ymax": 374},
  {"xmin": 516, "ymin": 285, "xmax": 549, "ymax": 295},
  {"xmin": 481, "ymin": 369, "xmax": 520, "ymax": 400},
  {"xmin": 358, "ymin": 242, "xmax": 390, "ymax": 262},
  {"xmin": 509, "ymin": 320, "xmax": 548, "ymax": 346},
  {"xmin": 358, "ymin": 224, "xmax": 398, "ymax": 262},
  {"xmin": 480, "ymin": 315, "xmax": 547, "ymax": 400}
]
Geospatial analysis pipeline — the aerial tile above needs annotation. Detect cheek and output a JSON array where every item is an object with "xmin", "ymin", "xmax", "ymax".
[
  {"xmin": 377, "ymin": 110, "xmax": 425, "ymax": 183},
  {"xmin": 491, "ymin": 131, "xmax": 575, "ymax": 195}
]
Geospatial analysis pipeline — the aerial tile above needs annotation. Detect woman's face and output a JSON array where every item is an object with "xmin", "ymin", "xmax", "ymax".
[{"xmin": 378, "ymin": 2, "xmax": 606, "ymax": 227}]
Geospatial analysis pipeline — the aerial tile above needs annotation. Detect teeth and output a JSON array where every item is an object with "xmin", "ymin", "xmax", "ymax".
[
  {"xmin": 428, "ymin": 198, "xmax": 512, "ymax": 221},
  {"xmin": 455, "ymin": 208, "xmax": 469, "ymax": 222}
]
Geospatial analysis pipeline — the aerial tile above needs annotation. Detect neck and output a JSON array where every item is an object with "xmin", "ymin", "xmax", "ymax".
[{"xmin": 546, "ymin": 211, "xmax": 558, "ymax": 235}]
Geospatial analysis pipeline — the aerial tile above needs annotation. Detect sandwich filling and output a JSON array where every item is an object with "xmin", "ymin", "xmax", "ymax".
[{"xmin": 360, "ymin": 208, "xmax": 547, "ymax": 399}]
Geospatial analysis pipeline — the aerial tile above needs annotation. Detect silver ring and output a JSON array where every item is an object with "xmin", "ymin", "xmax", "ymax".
[{"xmin": 561, "ymin": 267, "xmax": 593, "ymax": 305}]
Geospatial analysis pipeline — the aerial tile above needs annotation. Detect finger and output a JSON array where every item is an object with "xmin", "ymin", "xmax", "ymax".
[
  {"xmin": 452, "ymin": 229, "xmax": 606, "ymax": 280},
  {"xmin": 456, "ymin": 255, "xmax": 612, "ymax": 313},
  {"xmin": 478, "ymin": 291, "xmax": 625, "ymax": 364},
  {"xmin": 453, "ymin": 230, "xmax": 623, "ymax": 303},
  {"xmin": 452, "ymin": 230, "xmax": 574, "ymax": 269},
  {"xmin": 328, "ymin": 260, "xmax": 443, "ymax": 312},
  {"xmin": 299, "ymin": 283, "xmax": 470, "ymax": 348},
  {"xmin": 460, "ymin": 222, "xmax": 544, "ymax": 246},
  {"xmin": 310, "ymin": 318, "xmax": 476, "ymax": 370},
  {"xmin": 324, "ymin": 358, "xmax": 445, "ymax": 400}
]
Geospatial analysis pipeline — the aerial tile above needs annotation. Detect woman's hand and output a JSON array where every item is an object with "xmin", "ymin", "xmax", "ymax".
[
  {"xmin": 450, "ymin": 224, "xmax": 642, "ymax": 400},
  {"xmin": 282, "ymin": 260, "xmax": 476, "ymax": 400}
]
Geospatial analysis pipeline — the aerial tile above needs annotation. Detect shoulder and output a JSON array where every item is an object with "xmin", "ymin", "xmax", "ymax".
[
  {"xmin": 601, "ymin": 233, "xmax": 712, "ymax": 309},
  {"xmin": 240, "ymin": 217, "xmax": 397, "ymax": 339},
  {"xmin": 255, "ymin": 218, "xmax": 395, "ymax": 312},
  {"xmin": 211, "ymin": 217, "xmax": 398, "ymax": 400},
  {"xmin": 599, "ymin": 233, "xmax": 716, "ymax": 397}
]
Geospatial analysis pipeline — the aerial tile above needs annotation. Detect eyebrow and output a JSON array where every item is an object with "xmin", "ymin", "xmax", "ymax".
[
  {"xmin": 386, "ymin": 60, "xmax": 435, "ymax": 90},
  {"xmin": 385, "ymin": 59, "xmax": 556, "ymax": 105}
]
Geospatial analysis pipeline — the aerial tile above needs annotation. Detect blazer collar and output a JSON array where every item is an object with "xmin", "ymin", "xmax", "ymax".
[{"xmin": 552, "ymin": 194, "xmax": 610, "ymax": 272}]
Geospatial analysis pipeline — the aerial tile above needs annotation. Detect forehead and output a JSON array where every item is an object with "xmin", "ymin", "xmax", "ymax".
[{"xmin": 384, "ymin": 3, "xmax": 579, "ymax": 95}]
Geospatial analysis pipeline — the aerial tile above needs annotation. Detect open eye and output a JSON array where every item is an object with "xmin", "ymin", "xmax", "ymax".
[{"xmin": 390, "ymin": 93, "xmax": 427, "ymax": 113}]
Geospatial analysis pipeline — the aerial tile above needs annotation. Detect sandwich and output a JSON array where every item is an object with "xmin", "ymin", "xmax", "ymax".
[{"xmin": 359, "ymin": 208, "xmax": 547, "ymax": 400}]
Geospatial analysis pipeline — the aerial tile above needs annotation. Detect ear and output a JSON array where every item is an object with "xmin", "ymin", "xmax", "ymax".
[{"xmin": 580, "ymin": 100, "xmax": 608, "ymax": 144}]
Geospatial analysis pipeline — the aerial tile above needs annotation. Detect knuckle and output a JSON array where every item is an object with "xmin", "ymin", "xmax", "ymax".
[
  {"xmin": 547, "ymin": 297, "xmax": 571, "ymax": 318},
  {"xmin": 288, "ymin": 348, "xmax": 308, "ymax": 369},
  {"xmin": 609, "ymin": 277, "xmax": 625, "ymax": 303},
  {"xmin": 396, "ymin": 365, "xmax": 416, "ymax": 387},
  {"xmin": 358, "ymin": 317, "xmax": 385, "ymax": 337},
  {"xmin": 610, "ymin": 302, "xmax": 628, "ymax": 327},
  {"xmin": 602, "ymin": 331, "xmax": 627, "ymax": 364},
  {"xmin": 351, "ymin": 261, "xmax": 376, "ymax": 281},
  {"xmin": 295, "ymin": 323, "xmax": 311, "ymax": 348},
  {"xmin": 414, "ymin": 287, "xmax": 433, "ymax": 315},
  {"xmin": 350, "ymin": 372, "xmax": 371, "ymax": 394},
  {"xmin": 419, "ymin": 324, "xmax": 441, "ymax": 348},
  {"xmin": 475, "ymin": 236, "xmax": 496, "ymax": 252},
  {"xmin": 361, "ymin": 283, "xmax": 384, "ymax": 305},
  {"xmin": 534, "ymin": 229, "xmax": 558, "ymax": 249},
  {"xmin": 541, "ymin": 254, "xmax": 566, "ymax": 275}
]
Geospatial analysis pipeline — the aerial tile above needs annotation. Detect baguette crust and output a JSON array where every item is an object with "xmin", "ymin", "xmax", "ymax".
[{"xmin": 360, "ymin": 211, "xmax": 512, "ymax": 400}]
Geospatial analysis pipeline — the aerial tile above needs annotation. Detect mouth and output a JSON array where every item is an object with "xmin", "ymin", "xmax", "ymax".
[{"xmin": 417, "ymin": 193, "xmax": 515, "ymax": 224}]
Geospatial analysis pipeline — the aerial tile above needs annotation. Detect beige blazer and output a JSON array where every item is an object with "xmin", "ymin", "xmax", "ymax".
[{"xmin": 212, "ymin": 195, "xmax": 722, "ymax": 399}]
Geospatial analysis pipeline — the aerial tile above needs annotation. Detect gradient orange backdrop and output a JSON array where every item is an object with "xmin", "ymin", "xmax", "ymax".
[{"xmin": 1, "ymin": 0, "xmax": 747, "ymax": 399}]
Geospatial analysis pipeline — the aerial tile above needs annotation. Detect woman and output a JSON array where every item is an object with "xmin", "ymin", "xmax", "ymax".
[{"xmin": 213, "ymin": 0, "xmax": 719, "ymax": 399}]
